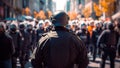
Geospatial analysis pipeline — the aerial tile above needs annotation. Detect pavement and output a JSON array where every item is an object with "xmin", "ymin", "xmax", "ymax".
[
  {"xmin": 16, "ymin": 55, "xmax": 120, "ymax": 68},
  {"xmin": 88, "ymin": 55, "xmax": 120, "ymax": 68}
]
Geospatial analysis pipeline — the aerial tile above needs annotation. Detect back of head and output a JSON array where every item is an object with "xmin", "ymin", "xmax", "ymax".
[
  {"xmin": 107, "ymin": 23, "xmax": 114, "ymax": 30},
  {"xmin": 19, "ymin": 23, "xmax": 25, "ymax": 31},
  {"xmin": 50, "ymin": 11, "xmax": 69, "ymax": 26},
  {"xmin": 10, "ymin": 24, "xmax": 17, "ymax": 32}
]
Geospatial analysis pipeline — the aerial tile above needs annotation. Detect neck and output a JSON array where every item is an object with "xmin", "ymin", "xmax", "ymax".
[{"xmin": 54, "ymin": 26, "xmax": 69, "ymax": 32}]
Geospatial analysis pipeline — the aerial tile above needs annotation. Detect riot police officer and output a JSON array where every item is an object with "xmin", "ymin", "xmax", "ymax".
[
  {"xmin": 0, "ymin": 23, "xmax": 15, "ymax": 68},
  {"xmin": 8, "ymin": 24, "xmax": 20, "ymax": 68},
  {"xmin": 36, "ymin": 23, "xmax": 45, "ymax": 42},
  {"xmin": 19, "ymin": 23, "xmax": 29, "ymax": 68},
  {"xmin": 92, "ymin": 22, "xmax": 103, "ymax": 61},
  {"xmin": 26, "ymin": 24, "xmax": 36, "ymax": 61},
  {"xmin": 76, "ymin": 23, "xmax": 90, "ymax": 52},
  {"xmin": 97, "ymin": 22, "xmax": 119, "ymax": 68}
]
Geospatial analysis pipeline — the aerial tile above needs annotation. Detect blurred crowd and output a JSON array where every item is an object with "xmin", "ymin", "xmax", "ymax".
[{"xmin": 0, "ymin": 17, "xmax": 120, "ymax": 68}]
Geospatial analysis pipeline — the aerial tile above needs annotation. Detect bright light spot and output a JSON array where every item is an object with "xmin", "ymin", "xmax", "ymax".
[{"xmin": 53, "ymin": 0, "xmax": 67, "ymax": 11}]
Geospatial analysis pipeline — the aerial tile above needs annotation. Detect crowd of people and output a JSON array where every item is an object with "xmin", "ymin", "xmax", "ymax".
[{"xmin": 0, "ymin": 11, "xmax": 120, "ymax": 68}]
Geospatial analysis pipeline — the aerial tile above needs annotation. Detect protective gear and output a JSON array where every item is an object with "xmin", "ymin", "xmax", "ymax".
[
  {"xmin": 10, "ymin": 24, "xmax": 17, "ymax": 32},
  {"xmin": 81, "ymin": 23, "xmax": 87, "ymax": 31},
  {"xmin": 27, "ymin": 24, "xmax": 33, "ymax": 32},
  {"xmin": 107, "ymin": 23, "xmax": 114, "ymax": 30},
  {"xmin": 19, "ymin": 23, "xmax": 25, "ymax": 29},
  {"xmin": 81, "ymin": 23, "xmax": 86, "ymax": 27},
  {"xmin": 19, "ymin": 23, "xmax": 25, "ymax": 32}
]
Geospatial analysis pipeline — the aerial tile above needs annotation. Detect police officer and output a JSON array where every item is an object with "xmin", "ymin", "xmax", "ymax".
[
  {"xmin": 31, "ymin": 11, "xmax": 89, "ymax": 68},
  {"xmin": 8, "ymin": 24, "xmax": 20, "ymax": 68},
  {"xmin": 92, "ymin": 22, "xmax": 103, "ymax": 61},
  {"xmin": 97, "ymin": 22, "xmax": 119, "ymax": 68},
  {"xmin": 114, "ymin": 18, "xmax": 120, "ymax": 58},
  {"xmin": 76, "ymin": 23, "xmax": 90, "ymax": 52},
  {"xmin": 0, "ymin": 23, "xmax": 15, "ymax": 68},
  {"xmin": 19, "ymin": 23, "xmax": 29, "ymax": 68},
  {"xmin": 36, "ymin": 23, "xmax": 45, "ymax": 42},
  {"xmin": 26, "ymin": 24, "xmax": 36, "ymax": 61}
]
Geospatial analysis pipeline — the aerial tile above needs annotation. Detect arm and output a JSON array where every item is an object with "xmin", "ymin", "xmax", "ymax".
[
  {"xmin": 97, "ymin": 30, "xmax": 106, "ymax": 49},
  {"xmin": 72, "ymin": 35, "xmax": 89, "ymax": 68},
  {"xmin": 87, "ymin": 31, "xmax": 90, "ymax": 45},
  {"xmin": 9, "ymin": 37, "xmax": 15, "ymax": 55},
  {"xmin": 31, "ymin": 35, "xmax": 49, "ymax": 68}
]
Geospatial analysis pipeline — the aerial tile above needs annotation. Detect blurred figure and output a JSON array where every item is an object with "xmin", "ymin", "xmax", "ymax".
[
  {"xmin": 87, "ymin": 21, "xmax": 95, "ymax": 37},
  {"xmin": 44, "ymin": 20, "xmax": 51, "ymax": 32},
  {"xmin": 87, "ymin": 21, "xmax": 96, "ymax": 55},
  {"xmin": 102, "ymin": 22, "xmax": 107, "ymax": 30},
  {"xmin": 114, "ymin": 18, "xmax": 120, "ymax": 58},
  {"xmin": 97, "ymin": 23, "xmax": 119, "ymax": 68},
  {"xmin": 8, "ymin": 24, "xmax": 20, "ymax": 68},
  {"xmin": 92, "ymin": 22, "xmax": 103, "ymax": 61},
  {"xmin": 76, "ymin": 23, "xmax": 90, "ymax": 52},
  {"xmin": 19, "ymin": 23, "xmax": 29, "ymax": 68},
  {"xmin": 0, "ymin": 23, "xmax": 15, "ymax": 68},
  {"xmin": 26, "ymin": 24, "xmax": 36, "ymax": 61},
  {"xmin": 31, "ymin": 11, "xmax": 89, "ymax": 68},
  {"xmin": 36, "ymin": 23, "xmax": 45, "ymax": 42}
]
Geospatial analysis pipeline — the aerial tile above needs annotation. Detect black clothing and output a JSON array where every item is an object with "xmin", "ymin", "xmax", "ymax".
[
  {"xmin": 92, "ymin": 28, "xmax": 102, "ymax": 61},
  {"xmin": 97, "ymin": 29, "xmax": 119, "ymax": 68},
  {"xmin": 0, "ymin": 33, "xmax": 15, "ymax": 60},
  {"xmin": 31, "ymin": 26, "xmax": 89, "ymax": 68}
]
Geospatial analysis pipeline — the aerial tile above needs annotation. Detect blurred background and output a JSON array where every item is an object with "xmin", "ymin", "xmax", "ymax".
[{"xmin": 0, "ymin": 0, "xmax": 120, "ymax": 21}]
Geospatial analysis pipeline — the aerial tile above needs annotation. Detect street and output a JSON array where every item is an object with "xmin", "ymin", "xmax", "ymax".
[
  {"xmin": 88, "ymin": 56, "xmax": 120, "ymax": 68},
  {"xmin": 16, "ymin": 55, "xmax": 120, "ymax": 68},
  {"xmin": 1, "ymin": 0, "xmax": 120, "ymax": 68}
]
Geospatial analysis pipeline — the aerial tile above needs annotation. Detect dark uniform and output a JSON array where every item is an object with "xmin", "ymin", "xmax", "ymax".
[
  {"xmin": 76, "ymin": 29, "xmax": 90, "ymax": 52},
  {"xmin": 26, "ymin": 24, "xmax": 36, "ymax": 61},
  {"xmin": 19, "ymin": 23, "xmax": 29, "ymax": 68},
  {"xmin": 31, "ymin": 11, "xmax": 89, "ymax": 68},
  {"xmin": 0, "ymin": 23, "xmax": 15, "ymax": 68},
  {"xmin": 36, "ymin": 23, "xmax": 45, "ymax": 42},
  {"xmin": 114, "ymin": 19, "xmax": 120, "ymax": 57},
  {"xmin": 8, "ymin": 24, "xmax": 20, "ymax": 68},
  {"xmin": 76, "ymin": 23, "xmax": 90, "ymax": 52},
  {"xmin": 92, "ymin": 24, "xmax": 103, "ymax": 61},
  {"xmin": 97, "ymin": 23, "xmax": 119, "ymax": 68}
]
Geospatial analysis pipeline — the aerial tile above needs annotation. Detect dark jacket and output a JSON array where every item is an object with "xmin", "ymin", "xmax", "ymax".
[
  {"xmin": 8, "ymin": 31, "xmax": 21, "ymax": 57},
  {"xmin": 76, "ymin": 29, "xmax": 90, "ymax": 45},
  {"xmin": 92, "ymin": 28, "xmax": 102, "ymax": 45},
  {"xmin": 19, "ymin": 30, "xmax": 29, "ymax": 52},
  {"xmin": 8, "ymin": 31, "xmax": 20, "ymax": 49},
  {"xmin": 97, "ymin": 29, "xmax": 119, "ymax": 49},
  {"xmin": 115, "ymin": 27, "xmax": 120, "ymax": 56},
  {"xmin": 0, "ymin": 33, "xmax": 15, "ymax": 60},
  {"xmin": 26, "ymin": 29, "xmax": 36, "ymax": 49},
  {"xmin": 36, "ymin": 28, "xmax": 45, "ymax": 42},
  {"xmin": 32, "ymin": 26, "xmax": 89, "ymax": 68}
]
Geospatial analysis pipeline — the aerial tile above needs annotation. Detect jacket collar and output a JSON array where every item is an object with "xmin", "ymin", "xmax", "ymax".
[{"xmin": 53, "ymin": 26, "xmax": 69, "ymax": 32}]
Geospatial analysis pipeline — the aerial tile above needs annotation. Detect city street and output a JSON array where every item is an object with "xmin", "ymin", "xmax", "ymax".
[
  {"xmin": 16, "ymin": 55, "xmax": 120, "ymax": 68},
  {"xmin": 88, "ymin": 56, "xmax": 120, "ymax": 68},
  {"xmin": 1, "ymin": 0, "xmax": 120, "ymax": 68}
]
